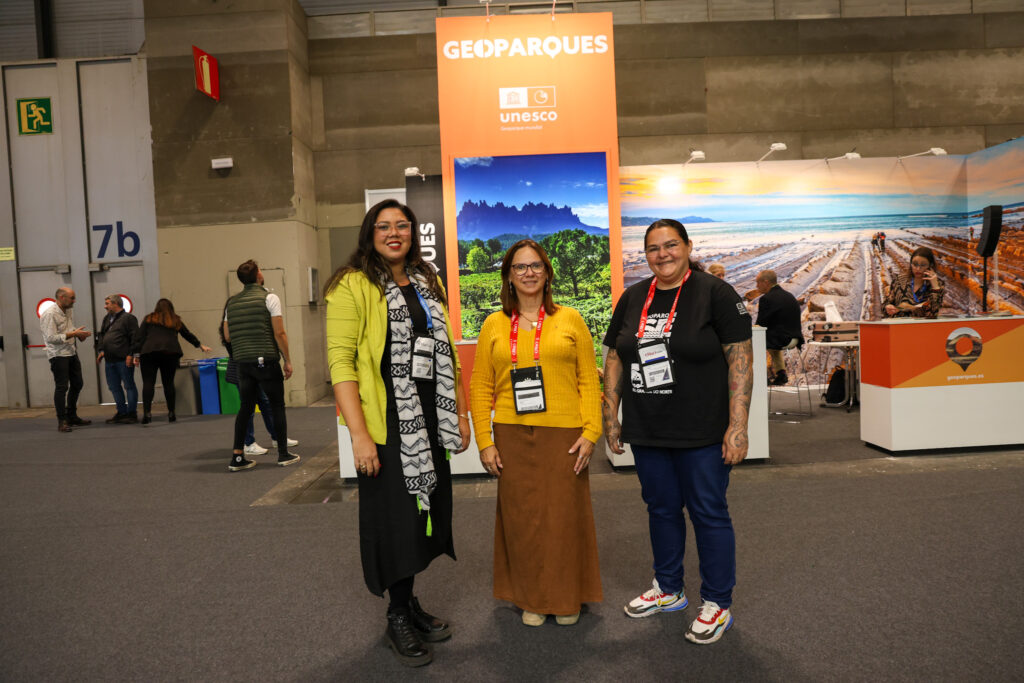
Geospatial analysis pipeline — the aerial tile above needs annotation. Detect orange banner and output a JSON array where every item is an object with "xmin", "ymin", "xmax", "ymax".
[
  {"xmin": 861, "ymin": 318, "xmax": 1024, "ymax": 388},
  {"xmin": 436, "ymin": 13, "xmax": 621, "ymax": 339}
]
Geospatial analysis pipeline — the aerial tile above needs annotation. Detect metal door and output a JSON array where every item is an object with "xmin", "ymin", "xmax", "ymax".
[
  {"xmin": 19, "ymin": 269, "xmax": 74, "ymax": 406},
  {"xmin": 91, "ymin": 264, "xmax": 147, "ymax": 406}
]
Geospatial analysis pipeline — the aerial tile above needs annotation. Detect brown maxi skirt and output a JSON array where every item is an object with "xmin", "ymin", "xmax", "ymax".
[{"xmin": 492, "ymin": 423, "xmax": 603, "ymax": 615}]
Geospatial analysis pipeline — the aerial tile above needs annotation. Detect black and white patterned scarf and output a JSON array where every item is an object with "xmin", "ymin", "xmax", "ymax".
[{"xmin": 385, "ymin": 272, "xmax": 461, "ymax": 517}]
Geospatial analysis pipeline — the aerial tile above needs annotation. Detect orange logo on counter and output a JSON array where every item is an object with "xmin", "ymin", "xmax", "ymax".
[{"xmin": 945, "ymin": 327, "xmax": 982, "ymax": 371}]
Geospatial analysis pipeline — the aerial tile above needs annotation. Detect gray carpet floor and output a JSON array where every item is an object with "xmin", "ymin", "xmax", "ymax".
[{"xmin": 1, "ymin": 396, "xmax": 1021, "ymax": 682}]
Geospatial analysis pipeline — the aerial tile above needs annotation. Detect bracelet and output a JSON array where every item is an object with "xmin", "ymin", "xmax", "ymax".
[{"xmin": 458, "ymin": 413, "xmax": 469, "ymax": 419}]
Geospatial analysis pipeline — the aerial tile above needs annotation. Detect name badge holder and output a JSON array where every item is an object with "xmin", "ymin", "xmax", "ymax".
[
  {"xmin": 410, "ymin": 288, "xmax": 436, "ymax": 382},
  {"xmin": 510, "ymin": 308, "xmax": 547, "ymax": 414},
  {"xmin": 635, "ymin": 271, "xmax": 690, "ymax": 391}
]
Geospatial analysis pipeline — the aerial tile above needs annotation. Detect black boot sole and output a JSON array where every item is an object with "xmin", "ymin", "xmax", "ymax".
[
  {"xmin": 415, "ymin": 626, "xmax": 452, "ymax": 642},
  {"xmin": 383, "ymin": 637, "xmax": 432, "ymax": 667}
]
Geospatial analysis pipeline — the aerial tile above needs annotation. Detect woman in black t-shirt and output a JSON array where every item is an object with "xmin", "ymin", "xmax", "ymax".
[{"xmin": 602, "ymin": 219, "xmax": 753, "ymax": 646}]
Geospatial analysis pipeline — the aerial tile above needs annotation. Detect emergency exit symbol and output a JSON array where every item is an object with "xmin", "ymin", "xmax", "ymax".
[{"xmin": 17, "ymin": 98, "xmax": 53, "ymax": 135}]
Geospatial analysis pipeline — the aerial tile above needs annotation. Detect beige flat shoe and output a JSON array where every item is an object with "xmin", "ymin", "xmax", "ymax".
[
  {"xmin": 555, "ymin": 611, "xmax": 580, "ymax": 626},
  {"xmin": 522, "ymin": 610, "xmax": 546, "ymax": 626}
]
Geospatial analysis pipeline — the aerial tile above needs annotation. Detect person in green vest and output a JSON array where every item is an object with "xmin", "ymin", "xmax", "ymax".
[{"xmin": 222, "ymin": 260, "xmax": 299, "ymax": 472}]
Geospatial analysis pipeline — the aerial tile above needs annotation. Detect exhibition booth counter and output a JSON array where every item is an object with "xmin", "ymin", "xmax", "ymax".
[{"xmin": 859, "ymin": 316, "xmax": 1024, "ymax": 451}]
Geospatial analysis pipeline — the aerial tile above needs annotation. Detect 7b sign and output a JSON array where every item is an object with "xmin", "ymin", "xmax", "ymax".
[
  {"xmin": 17, "ymin": 98, "xmax": 53, "ymax": 135},
  {"xmin": 93, "ymin": 221, "xmax": 140, "ymax": 259}
]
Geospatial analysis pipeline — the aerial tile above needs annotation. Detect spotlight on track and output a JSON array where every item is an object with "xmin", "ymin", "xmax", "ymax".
[{"xmin": 683, "ymin": 149, "xmax": 705, "ymax": 166}]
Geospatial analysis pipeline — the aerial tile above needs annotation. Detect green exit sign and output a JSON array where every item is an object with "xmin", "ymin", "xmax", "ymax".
[{"xmin": 17, "ymin": 97, "xmax": 53, "ymax": 135}]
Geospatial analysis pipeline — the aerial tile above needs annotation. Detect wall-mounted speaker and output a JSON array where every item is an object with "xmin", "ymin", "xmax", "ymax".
[{"xmin": 977, "ymin": 205, "xmax": 1003, "ymax": 258}]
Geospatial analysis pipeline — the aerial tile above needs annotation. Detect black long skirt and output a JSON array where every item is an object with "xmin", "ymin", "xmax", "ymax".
[{"xmin": 357, "ymin": 351, "xmax": 455, "ymax": 596}]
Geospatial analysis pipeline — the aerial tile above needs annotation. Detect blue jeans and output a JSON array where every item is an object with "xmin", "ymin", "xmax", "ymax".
[
  {"xmin": 245, "ymin": 387, "xmax": 277, "ymax": 446},
  {"xmin": 632, "ymin": 443, "xmax": 735, "ymax": 608},
  {"xmin": 105, "ymin": 359, "xmax": 138, "ymax": 415}
]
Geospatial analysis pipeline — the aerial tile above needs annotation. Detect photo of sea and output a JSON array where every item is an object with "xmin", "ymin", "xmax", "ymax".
[{"xmin": 621, "ymin": 139, "xmax": 1024, "ymax": 383}]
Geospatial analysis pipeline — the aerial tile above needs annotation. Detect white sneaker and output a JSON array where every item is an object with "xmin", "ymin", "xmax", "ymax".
[
  {"xmin": 243, "ymin": 442, "xmax": 268, "ymax": 456},
  {"xmin": 271, "ymin": 438, "xmax": 298, "ymax": 447},
  {"xmin": 685, "ymin": 600, "xmax": 733, "ymax": 645},
  {"xmin": 624, "ymin": 578, "xmax": 687, "ymax": 618}
]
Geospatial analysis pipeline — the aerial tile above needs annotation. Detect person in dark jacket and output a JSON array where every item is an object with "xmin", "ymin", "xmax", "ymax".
[
  {"xmin": 95, "ymin": 294, "xmax": 140, "ymax": 424},
  {"xmin": 133, "ymin": 298, "xmax": 211, "ymax": 424},
  {"xmin": 755, "ymin": 270, "xmax": 803, "ymax": 386}
]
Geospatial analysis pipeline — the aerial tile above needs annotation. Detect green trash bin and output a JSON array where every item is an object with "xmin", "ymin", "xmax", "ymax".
[{"xmin": 217, "ymin": 358, "xmax": 241, "ymax": 415}]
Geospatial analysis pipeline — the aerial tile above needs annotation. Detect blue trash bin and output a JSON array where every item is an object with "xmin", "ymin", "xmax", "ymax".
[{"xmin": 197, "ymin": 359, "xmax": 220, "ymax": 415}]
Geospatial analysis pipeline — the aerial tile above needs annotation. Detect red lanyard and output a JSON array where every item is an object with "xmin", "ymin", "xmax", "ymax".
[
  {"xmin": 510, "ymin": 307, "xmax": 546, "ymax": 366},
  {"xmin": 637, "ymin": 270, "xmax": 691, "ymax": 339}
]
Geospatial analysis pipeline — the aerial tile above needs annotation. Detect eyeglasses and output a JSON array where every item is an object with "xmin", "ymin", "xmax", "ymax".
[
  {"xmin": 511, "ymin": 262, "xmax": 545, "ymax": 275},
  {"xmin": 644, "ymin": 240, "xmax": 682, "ymax": 255},
  {"xmin": 374, "ymin": 221, "xmax": 412, "ymax": 233}
]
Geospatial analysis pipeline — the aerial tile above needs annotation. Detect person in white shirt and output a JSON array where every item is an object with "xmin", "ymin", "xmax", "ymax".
[{"xmin": 39, "ymin": 287, "xmax": 92, "ymax": 432}]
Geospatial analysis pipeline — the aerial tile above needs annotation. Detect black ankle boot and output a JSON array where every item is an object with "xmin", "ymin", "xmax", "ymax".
[
  {"xmin": 408, "ymin": 596, "xmax": 452, "ymax": 642},
  {"xmin": 141, "ymin": 413, "xmax": 151, "ymax": 425},
  {"xmin": 168, "ymin": 411, "xmax": 176, "ymax": 423},
  {"xmin": 385, "ymin": 606, "xmax": 432, "ymax": 667}
]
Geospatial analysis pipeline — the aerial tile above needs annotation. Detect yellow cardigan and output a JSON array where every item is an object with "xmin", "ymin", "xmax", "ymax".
[
  {"xmin": 469, "ymin": 306, "xmax": 602, "ymax": 451},
  {"xmin": 325, "ymin": 270, "xmax": 460, "ymax": 445}
]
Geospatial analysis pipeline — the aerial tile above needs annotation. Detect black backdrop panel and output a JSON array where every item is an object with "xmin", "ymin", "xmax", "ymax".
[{"xmin": 405, "ymin": 174, "xmax": 448, "ymax": 292}]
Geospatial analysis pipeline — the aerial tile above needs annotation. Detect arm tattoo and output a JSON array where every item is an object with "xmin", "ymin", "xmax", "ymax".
[
  {"xmin": 722, "ymin": 340, "xmax": 753, "ymax": 451},
  {"xmin": 602, "ymin": 348, "xmax": 624, "ymax": 432}
]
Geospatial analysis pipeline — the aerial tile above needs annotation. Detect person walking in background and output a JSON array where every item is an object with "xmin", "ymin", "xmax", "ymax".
[
  {"xmin": 223, "ymin": 261, "xmax": 298, "ymax": 471},
  {"xmin": 470, "ymin": 239, "xmax": 603, "ymax": 628},
  {"xmin": 879, "ymin": 232, "xmax": 886, "ymax": 253},
  {"xmin": 603, "ymin": 219, "xmax": 752, "ymax": 646},
  {"xmin": 754, "ymin": 270, "xmax": 803, "ymax": 386},
  {"xmin": 325, "ymin": 199, "xmax": 470, "ymax": 667},
  {"xmin": 40, "ymin": 287, "xmax": 91, "ymax": 432},
  {"xmin": 95, "ymin": 294, "xmax": 140, "ymax": 424},
  {"xmin": 133, "ymin": 298, "xmax": 211, "ymax": 424},
  {"xmin": 217, "ymin": 300, "xmax": 298, "ymax": 456}
]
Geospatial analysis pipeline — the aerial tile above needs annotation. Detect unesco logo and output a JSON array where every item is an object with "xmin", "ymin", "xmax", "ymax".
[{"xmin": 498, "ymin": 86, "xmax": 557, "ymax": 123}]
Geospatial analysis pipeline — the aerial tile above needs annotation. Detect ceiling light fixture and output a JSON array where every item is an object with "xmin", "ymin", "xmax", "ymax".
[
  {"xmin": 757, "ymin": 142, "xmax": 787, "ymax": 163},
  {"xmin": 897, "ymin": 147, "xmax": 947, "ymax": 161},
  {"xmin": 826, "ymin": 152, "xmax": 861, "ymax": 163}
]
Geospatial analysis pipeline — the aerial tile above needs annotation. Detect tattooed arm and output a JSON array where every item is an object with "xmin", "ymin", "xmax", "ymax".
[
  {"xmin": 602, "ymin": 348, "xmax": 625, "ymax": 454},
  {"xmin": 721, "ymin": 339, "xmax": 753, "ymax": 465}
]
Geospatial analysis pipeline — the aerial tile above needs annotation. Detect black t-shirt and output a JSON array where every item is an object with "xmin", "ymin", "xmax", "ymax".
[{"xmin": 603, "ymin": 270, "xmax": 752, "ymax": 448}]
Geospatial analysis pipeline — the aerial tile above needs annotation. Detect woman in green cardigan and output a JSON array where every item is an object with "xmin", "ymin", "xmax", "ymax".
[{"xmin": 324, "ymin": 199, "xmax": 470, "ymax": 668}]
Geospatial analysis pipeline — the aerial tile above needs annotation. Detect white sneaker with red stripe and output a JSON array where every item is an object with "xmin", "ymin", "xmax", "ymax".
[
  {"xmin": 623, "ymin": 579, "xmax": 687, "ymax": 618},
  {"xmin": 685, "ymin": 600, "xmax": 733, "ymax": 644}
]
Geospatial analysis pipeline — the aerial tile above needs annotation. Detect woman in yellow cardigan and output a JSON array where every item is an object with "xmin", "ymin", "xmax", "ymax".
[
  {"xmin": 325, "ymin": 199, "xmax": 470, "ymax": 668},
  {"xmin": 470, "ymin": 239, "xmax": 603, "ymax": 627}
]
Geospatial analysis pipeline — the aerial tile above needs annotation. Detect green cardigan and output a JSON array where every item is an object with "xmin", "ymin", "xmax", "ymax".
[{"xmin": 325, "ymin": 270, "xmax": 460, "ymax": 445}]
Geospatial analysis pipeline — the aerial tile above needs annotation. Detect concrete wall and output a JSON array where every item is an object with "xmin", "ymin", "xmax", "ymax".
[
  {"xmin": 141, "ymin": 2, "xmax": 1024, "ymax": 405},
  {"xmin": 308, "ymin": 11, "xmax": 1024, "ymax": 229},
  {"xmin": 143, "ymin": 0, "xmax": 330, "ymax": 406}
]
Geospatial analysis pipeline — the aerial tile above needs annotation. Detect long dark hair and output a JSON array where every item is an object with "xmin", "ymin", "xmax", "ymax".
[
  {"xmin": 145, "ymin": 298, "xmax": 182, "ymax": 329},
  {"xmin": 322, "ymin": 199, "xmax": 445, "ymax": 304},
  {"xmin": 499, "ymin": 239, "xmax": 559, "ymax": 317},
  {"xmin": 644, "ymin": 219, "xmax": 704, "ymax": 273},
  {"xmin": 908, "ymin": 247, "xmax": 937, "ymax": 274}
]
